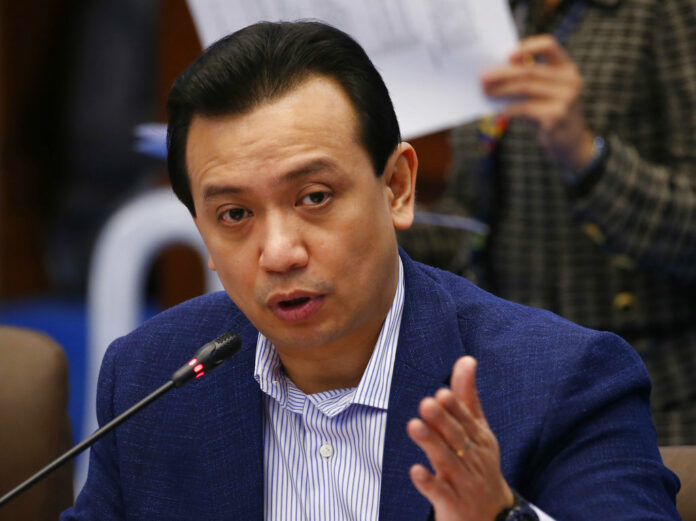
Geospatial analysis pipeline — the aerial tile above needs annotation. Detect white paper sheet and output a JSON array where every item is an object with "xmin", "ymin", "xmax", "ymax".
[{"xmin": 185, "ymin": 0, "xmax": 518, "ymax": 138}]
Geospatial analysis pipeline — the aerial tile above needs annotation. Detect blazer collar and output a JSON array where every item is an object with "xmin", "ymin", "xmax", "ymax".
[{"xmin": 379, "ymin": 251, "xmax": 468, "ymax": 521}]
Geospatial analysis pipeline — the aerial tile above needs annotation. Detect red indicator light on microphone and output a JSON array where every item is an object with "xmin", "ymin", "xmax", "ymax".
[
  {"xmin": 195, "ymin": 371, "xmax": 205, "ymax": 378},
  {"xmin": 188, "ymin": 358, "xmax": 198, "ymax": 367},
  {"xmin": 193, "ymin": 363, "xmax": 204, "ymax": 373}
]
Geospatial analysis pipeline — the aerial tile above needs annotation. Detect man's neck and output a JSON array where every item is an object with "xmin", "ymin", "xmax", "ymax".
[{"xmin": 277, "ymin": 329, "xmax": 382, "ymax": 395}]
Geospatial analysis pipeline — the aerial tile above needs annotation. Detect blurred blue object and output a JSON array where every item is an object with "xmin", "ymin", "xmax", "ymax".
[{"xmin": 133, "ymin": 123, "xmax": 167, "ymax": 159}]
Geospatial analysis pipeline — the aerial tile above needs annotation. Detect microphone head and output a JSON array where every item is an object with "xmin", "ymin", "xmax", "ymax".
[
  {"xmin": 171, "ymin": 332, "xmax": 242, "ymax": 387},
  {"xmin": 198, "ymin": 331, "xmax": 242, "ymax": 367}
]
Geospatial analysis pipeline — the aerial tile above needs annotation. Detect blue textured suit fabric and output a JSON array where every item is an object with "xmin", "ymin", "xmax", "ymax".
[{"xmin": 61, "ymin": 252, "xmax": 679, "ymax": 520}]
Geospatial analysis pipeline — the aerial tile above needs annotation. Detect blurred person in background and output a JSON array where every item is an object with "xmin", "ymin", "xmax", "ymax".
[{"xmin": 430, "ymin": 0, "xmax": 696, "ymax": 444}]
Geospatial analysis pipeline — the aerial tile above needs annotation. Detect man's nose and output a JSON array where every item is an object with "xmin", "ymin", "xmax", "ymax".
[{"xmin": 258, "ymin": 213, "xmax": 309, "ymax": 273}]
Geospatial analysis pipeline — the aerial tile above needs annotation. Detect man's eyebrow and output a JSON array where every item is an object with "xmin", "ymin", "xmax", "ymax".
[
  {"xmin": 203, "ymin": 184, "xmax": 244, "ymax": 200},
  {"xmin": 278, "ymin": 159, "xmax": 337, "ymax": 185},
  {"xmin": 201, "ymin": 159, "xmax": 337, "ymax": 201}
]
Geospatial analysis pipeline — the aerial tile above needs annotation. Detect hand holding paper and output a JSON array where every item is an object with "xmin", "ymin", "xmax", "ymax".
[{"xmin": 482, "ymin": 35, "xmax": 594, "ymax": 171}]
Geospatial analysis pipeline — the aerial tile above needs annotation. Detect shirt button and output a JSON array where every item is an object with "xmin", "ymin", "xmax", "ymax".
[{"xmin": 319, "ymin": 443, "xmax": 334, "ymax": 459}]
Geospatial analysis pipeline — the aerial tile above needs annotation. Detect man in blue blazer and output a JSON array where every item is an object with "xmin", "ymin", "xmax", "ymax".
[{"xmin": 62, "ymin": 21, "xmax": 679, "ymax": 521}]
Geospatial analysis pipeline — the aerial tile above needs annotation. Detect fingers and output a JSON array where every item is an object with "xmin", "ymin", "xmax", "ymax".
[
  {"xmin": 481, "ymin": 34, "xmax": 581, "ymax": 105},
  {"xmin": 409, "ymin": 463, "xmax": 456, "ymax": 508},
  {"xmin": 419, "ymin": 393, "xmax": 477, "ymax": 451},
  {"xmin": 485, "ymin": 79, "xmax": 571, "ymax": 103},
  {"xmin": 512, "ymin": 34, "xmax": 570, "ymax": 65},
  {"xmin": 450, "ymin": 356, "xmax": 484, "ymax": 421},
  {"xmin": 434, "ymin": 387, "xmax": 482, "ymax": 443},
  {"xmin": 503, "ymin": 99, "xmax": 571, "ymax": 133},
  {"xmin": 407, "ymin": 417, "xmax": 466, "ymax": 481},
  {"xmin": 406, "ymin": 359, "xmax": 515, "ymax": 520},
  {"xmin": 482, "ymin": 60, "xmax": 564, "ymax": 86},
  {"xmin": 406, "ymin": 361, "xmax": 490, "ymax": 477},
  {"xmin": 479, "ymin": 33, "xmax": 588, "ymax": 168},
  {"xmin": 481, "ymin": 60, "xmax": 581, "ymax": 102}
]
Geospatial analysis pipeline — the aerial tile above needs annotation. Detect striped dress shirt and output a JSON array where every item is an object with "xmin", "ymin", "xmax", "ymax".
[{"xmin": 254, "ymin": 259, "xmax": 404, "ymax": 521}]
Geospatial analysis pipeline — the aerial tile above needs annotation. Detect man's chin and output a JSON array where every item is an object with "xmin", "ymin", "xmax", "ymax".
[{"xmin": 264, "ymin": 325, "xmax": 343, "ymax": 353}]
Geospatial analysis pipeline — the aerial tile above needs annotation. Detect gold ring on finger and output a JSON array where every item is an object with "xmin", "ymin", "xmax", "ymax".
[{"xmin": 456, "ymin": 438, "xmax": 472, "ymax": 459}]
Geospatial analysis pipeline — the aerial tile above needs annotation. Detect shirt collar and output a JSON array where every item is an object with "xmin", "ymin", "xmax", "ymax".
[{"xmin": 254, "ymin": 257, "xmax": 405, "ymax": 415}]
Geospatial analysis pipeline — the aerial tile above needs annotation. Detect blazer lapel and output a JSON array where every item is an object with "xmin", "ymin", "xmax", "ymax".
[
  {"xmin": 207, "ymin": 320, "xmax": 265, "ymax": 519},
  {"xmin": 379, "ymin": 254, "xmax": 468, "ymax": 521}
]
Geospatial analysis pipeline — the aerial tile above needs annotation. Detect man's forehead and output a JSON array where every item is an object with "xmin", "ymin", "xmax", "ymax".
[
  {"xmin": 186, "ymin": 76, "xmax": 366, "ymax": 178},
  {"xmin": 189, "ymin": 75, "xmax": 362, "ymax": 146},
  {"xmin": 184, "ymin": 77, "xmax": 382, "ymax": 201}
]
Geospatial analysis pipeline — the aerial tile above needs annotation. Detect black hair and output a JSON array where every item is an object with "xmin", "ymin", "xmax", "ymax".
[{"xmin": 166, "ymin": 20, "xmax": 401, "ymax": 215}]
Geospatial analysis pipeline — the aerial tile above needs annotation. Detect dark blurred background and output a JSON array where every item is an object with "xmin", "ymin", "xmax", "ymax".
[{"xmin": 1, "ymin": 0, "xmax": 206, "ymax": 442}]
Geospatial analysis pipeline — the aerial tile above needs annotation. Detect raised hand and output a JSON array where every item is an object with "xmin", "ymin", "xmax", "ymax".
[{"xmin": 407, "ymin": 356, "xmax": 514, "ymax": 521}]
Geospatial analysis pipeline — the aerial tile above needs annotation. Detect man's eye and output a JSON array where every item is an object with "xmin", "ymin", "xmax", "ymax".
[
  {"xmin": 301, "ymin": 191, "xmax": 331, "ymax": 206},
  {"xmin": 220, "ymin": 208, "xmax": 251, "ymax": 222}
]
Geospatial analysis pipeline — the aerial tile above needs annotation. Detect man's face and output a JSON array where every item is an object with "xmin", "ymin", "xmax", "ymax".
[{"xmin": 187, "ymin": 76, "xmax": 415, "ymax": 357}]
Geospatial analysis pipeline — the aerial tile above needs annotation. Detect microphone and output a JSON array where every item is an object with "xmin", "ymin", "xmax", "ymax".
[
  {"xmin": 172, "ymin": 331, "xmax": 241, "ymax": 387},
  {"xmin": 0, "ymin": 331, "xmax": 242, "ymax": 509}
]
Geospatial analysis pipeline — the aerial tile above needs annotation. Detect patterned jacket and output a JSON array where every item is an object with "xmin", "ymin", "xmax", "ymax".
[{"xmin": 413, "ymin": 0, "xmax": 696, "ymax": 444}]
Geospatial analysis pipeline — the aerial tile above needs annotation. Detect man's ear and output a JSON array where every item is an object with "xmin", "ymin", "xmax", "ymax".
[
  {"xmin": 193, "ymin": 216, "xmax": 217, "ymax": 271},
  {"xmin": 383, "ymin": 142, "xmax": 418, "ymax": 230}
]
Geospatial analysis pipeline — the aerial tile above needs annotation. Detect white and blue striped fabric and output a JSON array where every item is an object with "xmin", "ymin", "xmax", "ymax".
[{"xmin": 254, "ymin": 259, "xmax": 404, "ymax": 521}]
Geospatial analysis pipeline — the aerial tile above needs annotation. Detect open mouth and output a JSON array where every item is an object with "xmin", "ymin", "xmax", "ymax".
[
  {"xmin": 269, "ymin": 294, "xmax": 324, "ymax": 322},
  {"xmin": 278, "ymin": 297, "xmax": 311, "ymax": 309}
]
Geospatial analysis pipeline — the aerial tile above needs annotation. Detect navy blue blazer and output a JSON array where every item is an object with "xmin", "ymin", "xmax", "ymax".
[{"xmin": 62, "ymin": 253, "xmax": 679, "ymax": 520}]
